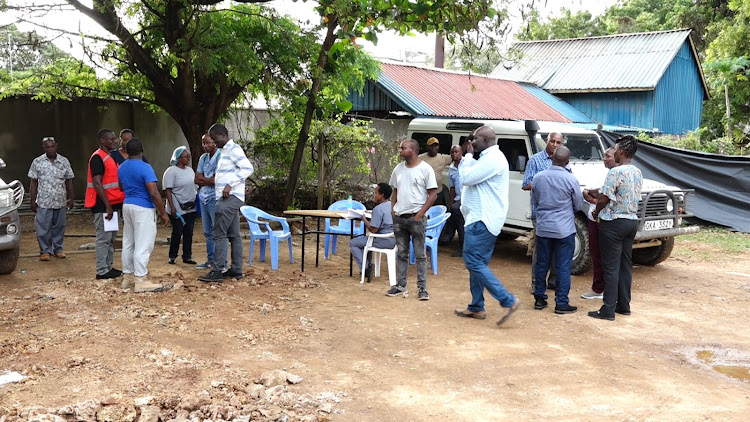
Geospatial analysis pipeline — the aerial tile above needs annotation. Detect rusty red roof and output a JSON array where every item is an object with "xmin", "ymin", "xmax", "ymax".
[{"xmin": 377, "ymin": 62, "xmax": 571, "ymax": 122}]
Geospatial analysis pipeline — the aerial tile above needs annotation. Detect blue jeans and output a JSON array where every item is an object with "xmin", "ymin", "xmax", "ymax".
[
  {"xmin": 533, "ymin": 233, "xmax": 575, "ymax": 306},
  {"xmin": 201, "ymin": 197, "xmax": 216, "ymax": 262},
  {"xmin": 463, "ymin": 221, "xmax": 515, "ymax": 312},
  {"xmin": 393, "ymin": 215, "xmax": 427, "ymax": 290}
]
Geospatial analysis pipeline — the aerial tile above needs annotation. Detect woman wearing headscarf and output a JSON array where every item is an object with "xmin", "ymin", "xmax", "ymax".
[{"xmin": 163, "ymin": 146, "xmax": 198, "ymax": 265}]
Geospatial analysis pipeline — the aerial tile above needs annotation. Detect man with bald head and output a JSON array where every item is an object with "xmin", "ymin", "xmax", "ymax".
[
  {"xmin": 530, "ymin": 146, "xmax": 583, "ymax": 315},
  {"xmin": 454, "ymin": 126, "xmax": 520, "ymax": 326}
]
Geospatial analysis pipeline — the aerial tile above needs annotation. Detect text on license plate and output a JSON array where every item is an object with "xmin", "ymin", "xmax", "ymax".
[{"xmin": 645, "ymin": 219, "xmax": 673, "ymax": 231}]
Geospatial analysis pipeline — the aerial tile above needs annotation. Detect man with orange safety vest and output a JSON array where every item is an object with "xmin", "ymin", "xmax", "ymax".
[{"xmin": 85, "ymin": 129, "xmax": 125, "ymax": 279}]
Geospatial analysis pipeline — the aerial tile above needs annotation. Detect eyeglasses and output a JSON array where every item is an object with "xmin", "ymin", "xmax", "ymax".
[{"xmin": 42, "ymin": 136, "xmax": 55, "ymax": 142}]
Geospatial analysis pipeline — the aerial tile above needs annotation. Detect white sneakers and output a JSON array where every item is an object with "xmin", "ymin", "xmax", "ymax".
[{"xmin": 581, "ymin": 290, "xmax": 604, "ymax": 300}]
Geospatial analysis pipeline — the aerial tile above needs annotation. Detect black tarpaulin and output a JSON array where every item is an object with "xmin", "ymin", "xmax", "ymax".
[{"xmin": 598, "ymin": 131, "xmax": 750, "ymax": 233}]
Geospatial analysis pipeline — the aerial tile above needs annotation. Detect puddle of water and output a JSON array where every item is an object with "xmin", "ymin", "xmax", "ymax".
[
  {"xmin": 713, "ymin": 366, "xmax": 750, "ymax": 381},
  {"xmin": 696, "ymin": 350, "xmax": 750, "ymax": 381},
  {"xmin": 696, "ymin": 350, "xmax": 714, "ymax": 364}
]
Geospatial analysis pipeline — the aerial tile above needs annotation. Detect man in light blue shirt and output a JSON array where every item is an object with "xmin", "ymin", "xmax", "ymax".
[
  {"xmin": 454, "ymin": 126, "xmax": 520, "ymax": 326},
  {"xmin": 531, "ymin": 146, "xmax": 583, "ymax": 315},
  {"xmin": 195, "ymin": 133, "xmax": 222, "ymax": 269}
]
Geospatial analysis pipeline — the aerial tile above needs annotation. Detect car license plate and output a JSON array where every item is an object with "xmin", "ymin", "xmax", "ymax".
[{"xmin": 645, "ymin": 219, "xmax": 673, "ymax": 231}]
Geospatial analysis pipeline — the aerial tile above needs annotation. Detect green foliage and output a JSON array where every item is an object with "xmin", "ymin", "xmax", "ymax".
[
  {"xmin": 1, "ymin": 1, "xmax": 315, "ymax": 157},
  {"xmin": 518, "ymin": 8, "xmax": 605, "ymax": 41},
  {"xmin": 701, "ymin": 0, "xmax": 750, "ymax": 144},
  {"xmin": 647, "ymin": 129, "xmax": 748, "ymax": 155},
  {"xmin": 0, "ymin": 25, "xmax": 71, "ymax": 71}
]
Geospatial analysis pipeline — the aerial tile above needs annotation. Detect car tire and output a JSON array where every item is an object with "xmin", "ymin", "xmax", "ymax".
[
  {"xmin": 571, "ymin": 215, "xmax": 592, "ymax": 275},
  {"xmin": 632, "ymin": 237, "xmax": 675, "ymax": 266},
  {"xmin": 0, "ymin": 246, "xmax": 20, "ymax": 275}
]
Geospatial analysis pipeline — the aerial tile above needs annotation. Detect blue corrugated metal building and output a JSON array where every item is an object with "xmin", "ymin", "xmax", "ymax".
[{"xmin": 491, "ymin": 29, "xmax": 709, "ymax": 135}]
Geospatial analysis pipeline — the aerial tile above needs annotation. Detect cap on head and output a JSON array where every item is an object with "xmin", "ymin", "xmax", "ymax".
[
  {"xmin": 426, "ymin": 137, "xmax": 439, "ymax": 146},
  {"xmin": 42, "ymin": 136, "xmax": 55, "ymax": 144}
]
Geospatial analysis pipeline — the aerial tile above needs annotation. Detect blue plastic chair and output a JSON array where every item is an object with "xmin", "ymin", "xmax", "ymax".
[
  {"xmin": 409, "ymin": 212, "xmax": 451, "ymax": 275},
  {"xmin": 240, "ymin": 205, "xmax": 293, "ymax": 270},
  {"xmin": 324, "ymin": 199, "xmax": 366, "ymax": 259},
  {"xmin": 408, "ymin": 205, "xmax": 448, "ymax": 264}
]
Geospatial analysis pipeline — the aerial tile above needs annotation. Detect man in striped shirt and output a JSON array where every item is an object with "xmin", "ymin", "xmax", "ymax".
[{"xmin": 198, "ymin": 123, "xmax": 254, "ymax": 283}]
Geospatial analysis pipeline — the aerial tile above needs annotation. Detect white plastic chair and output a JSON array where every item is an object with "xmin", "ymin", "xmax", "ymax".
[{"xmin": 360, "ymin": 232, "xmax": 397, "ymax": 286}]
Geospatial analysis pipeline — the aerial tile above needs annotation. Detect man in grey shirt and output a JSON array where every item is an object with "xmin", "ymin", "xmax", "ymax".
[{"xmin": 530, "ymin": 146, "xmax": 583, "ymax": 315}]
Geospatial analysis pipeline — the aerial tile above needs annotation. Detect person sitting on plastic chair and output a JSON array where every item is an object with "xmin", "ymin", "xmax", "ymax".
[{"xmin": 349, "ymin": 183, "xmax": 395, "ymax": 282}]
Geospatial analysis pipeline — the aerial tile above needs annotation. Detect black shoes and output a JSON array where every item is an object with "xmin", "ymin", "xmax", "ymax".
[
  {"xmin": 198, "ymin": 270, "xmax": 224, "ymax": 283},
  {"xmin": 534, "ymin": 297, "xmax": 548, "ymax": 310},
  {"xmin": 95, "ymin": 268, "xmax": 122, "ymax": 279},
  {"xmin": 222, "ymin": 268, "xmax": 244, "ymax": 279},
  {"xmin": 554, "ymin": 304, "xmax": 578, "ymax": 314},
  {"xmin": 385, "ymin": 286, "xmax": 406, "ymax": 297},
  {"xmin": 588, "ymin": 310, "xmax": 615, "ymax": 321},
  {"xmin": 183, "ymin": 259, "xmax": 197, "ymax": 265},
  {"xmin": 615, "ymin": 308, "xmax": 631, "ymax": 316},
  {"xmin": 418, "ymin": 288, "xmax": 430, "ymax": 300},
  {"xmin": 168, "ymin": 258, "xmax": 176, "ymax": 265}
]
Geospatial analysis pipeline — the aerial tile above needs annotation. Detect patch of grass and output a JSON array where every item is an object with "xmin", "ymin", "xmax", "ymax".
[{"xmin": 677, "ymin": 227, "xmax": 750, "ymax": 254}]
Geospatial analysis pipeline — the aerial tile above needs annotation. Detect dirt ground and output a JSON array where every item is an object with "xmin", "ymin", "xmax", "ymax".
[{"xmin": 1, "ymin": 214, "xmax": 750, "ymax": 421}]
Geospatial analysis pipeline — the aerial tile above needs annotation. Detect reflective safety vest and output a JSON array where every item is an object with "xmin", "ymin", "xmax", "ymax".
[{"xmin": 85, "ymin": 148, "xmax": 125, "ymax": 208}]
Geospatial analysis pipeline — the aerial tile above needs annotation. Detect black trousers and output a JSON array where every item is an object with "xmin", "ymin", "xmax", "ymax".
[
  {"xmin": 168, "ymin": 212, "xmax": 196, "ymax": 261},
  {"xmin": 598, "ymin": 218, "xmax": 638, "ymax": 315}
]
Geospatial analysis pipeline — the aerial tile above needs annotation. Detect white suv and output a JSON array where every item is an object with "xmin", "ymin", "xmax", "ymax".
[
  {"xmin": 408, "ymin": 118, "xmax": 699, "ymax": 274},
  {"xmin": 0, "ymin": 157, "xmax": 24, "ymax": 274}
]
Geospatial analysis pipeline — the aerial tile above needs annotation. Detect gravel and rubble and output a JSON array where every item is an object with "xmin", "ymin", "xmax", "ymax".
[{"xmin": 1, "ymin": 369, "xmax": 343, "ymax": 422}]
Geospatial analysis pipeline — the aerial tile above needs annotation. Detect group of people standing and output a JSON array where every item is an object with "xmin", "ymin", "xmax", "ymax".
[
  {"xmin": 348, "ymin": 127, "xmax": 642, "ymax": 325},
  {"xmin": 28, "ymin": 122, "xmax": 642, "ymax": 319},
  {"xmin": 27, "ymin": 123, "xmax": 253, "ymax": 293}
]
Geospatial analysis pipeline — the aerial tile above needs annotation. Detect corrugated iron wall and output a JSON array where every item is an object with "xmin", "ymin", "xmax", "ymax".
[
  {"xmin": 653, "ymin": 43, "xmax": 704, "ymax": 134},
  {"xmin": 560, "ymin": 91, "xmax": 654, "ymax": 131}
]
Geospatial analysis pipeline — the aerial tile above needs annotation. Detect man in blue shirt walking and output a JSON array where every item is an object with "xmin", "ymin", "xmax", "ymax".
[{"xmin": 531, "ymin": 146, "xmax": 583, "ymax": 314}]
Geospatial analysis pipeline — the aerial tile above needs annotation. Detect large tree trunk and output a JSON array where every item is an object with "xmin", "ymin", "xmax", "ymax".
[{"xmin": 283, "ymin": 15, "xmax": 339, "ymax": 209}]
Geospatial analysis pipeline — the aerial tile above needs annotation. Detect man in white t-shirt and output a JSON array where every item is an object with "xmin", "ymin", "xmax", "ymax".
[{"xmin": 388, "ymin": 139, "xmax": 437, "ymax": 300}]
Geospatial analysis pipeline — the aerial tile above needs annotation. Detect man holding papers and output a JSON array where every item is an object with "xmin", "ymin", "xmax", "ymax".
[{"xmin": 85, "ymin": 129, "xmax": 125, "ymax": 280}]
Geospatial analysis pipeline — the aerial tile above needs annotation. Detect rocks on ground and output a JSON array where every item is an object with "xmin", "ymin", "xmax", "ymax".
[{"xmin": 5, "ymin": 369, "xmax": 344, "ymax": 422}]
